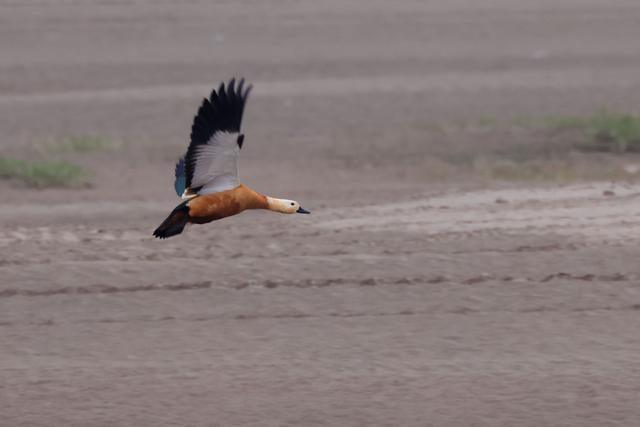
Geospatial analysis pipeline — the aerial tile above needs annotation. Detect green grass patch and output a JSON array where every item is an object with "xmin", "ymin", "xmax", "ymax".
[
  {"xmin": 472, "ymin": 156, "xmax": 633, "ymax": 183},
  {"xmin": 582, "ymin": 110, "xmax": 640, "ymax": 153},
  {"xmin": 0, "ymin": 157, "xmax": 88, "ymax": 188},
  {"xmin": 515, "ymin": 110, "xmax": 640, "ymax": 153}
]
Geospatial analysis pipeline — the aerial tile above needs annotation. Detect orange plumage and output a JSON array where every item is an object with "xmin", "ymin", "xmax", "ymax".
[{"xmin": 187, "ymin": 185, "xmax": 268, "ymax": 223}]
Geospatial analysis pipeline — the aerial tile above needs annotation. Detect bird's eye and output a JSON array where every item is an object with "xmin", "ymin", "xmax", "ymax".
[{"xmin": 290, "ymin": 202, "xmax": 295, "ymax": 206}]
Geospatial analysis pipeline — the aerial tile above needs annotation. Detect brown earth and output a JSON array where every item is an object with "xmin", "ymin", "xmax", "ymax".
[{"xmin": 2, "ymin": 1, "xmax": 640, "ymax": 426}]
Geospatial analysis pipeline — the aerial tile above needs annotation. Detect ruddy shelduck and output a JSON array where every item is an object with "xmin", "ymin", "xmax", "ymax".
[{"xmin": 153, "ymin": 78, "xmax": 309, "ymax": 239}]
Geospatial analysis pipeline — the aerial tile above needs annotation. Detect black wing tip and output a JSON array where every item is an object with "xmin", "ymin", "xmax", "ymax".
[
  {"xmin": 238, "ymin": 78, "xmax": 253, "ymax": 99},
  {"xmin": 217, "ymin": 77, "xmax": 252, "ymax": 102},
  {"xmin": 189, "ymin": 77, "xmax": 252, "ymax": 140},
  {"xmin": 204, "ymin": 77, "xmax": 253, "ymax": 130}
]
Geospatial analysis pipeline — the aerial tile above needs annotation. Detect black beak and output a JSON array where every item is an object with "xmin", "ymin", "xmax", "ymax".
[{"xmin": 296, "ymin": 206, "xmax": 311, "ymax": 214}]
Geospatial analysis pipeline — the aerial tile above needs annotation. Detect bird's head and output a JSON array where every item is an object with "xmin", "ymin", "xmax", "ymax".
[{"xmin": 267, "ymin": 197, "xmax": 311, "ymax": 214}]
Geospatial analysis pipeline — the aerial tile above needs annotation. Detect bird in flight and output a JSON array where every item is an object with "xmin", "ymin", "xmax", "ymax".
[{"xmin": 153, "ymin": 78, "xmax": 309, "ymax": 239}]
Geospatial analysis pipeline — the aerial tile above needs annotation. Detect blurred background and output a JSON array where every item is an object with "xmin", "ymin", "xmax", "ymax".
[
  {"xmin": 4, "ymin": 0, "xmax": 640, "ymax": 201},
  {"xmin": 2, "ymin": 1, "xmax": 640, "ymax": 426}
]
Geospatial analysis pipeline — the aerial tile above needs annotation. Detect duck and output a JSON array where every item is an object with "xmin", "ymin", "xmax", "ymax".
[{"xmin": 153, "ymin": 78, "xmax": 310, "ymax": 239}]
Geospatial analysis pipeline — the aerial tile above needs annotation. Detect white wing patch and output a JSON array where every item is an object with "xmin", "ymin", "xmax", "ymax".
[{"xmin": 190, "ymin": 131, "xmax": 240, "ymax": 195}]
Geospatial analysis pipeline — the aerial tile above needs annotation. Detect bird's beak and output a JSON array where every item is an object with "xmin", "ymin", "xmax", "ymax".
[{"xmin": 296, "ymin": 206, "xmax": 311, "ymax": 214}]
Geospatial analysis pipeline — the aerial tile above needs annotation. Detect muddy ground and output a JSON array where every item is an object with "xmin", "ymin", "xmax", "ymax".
[{"xmin": 2, "ymin": 1, "xmax": 640, "ymax": 426}]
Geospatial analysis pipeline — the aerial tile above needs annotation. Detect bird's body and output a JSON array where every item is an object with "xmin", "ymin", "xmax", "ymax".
[
  {"xmin": 153, "ymin": 78, "xmax": 309, "ymax": 239},
  {"xmin": 187, "ymin": 184, "xmax": 268, "ymax": 223}
]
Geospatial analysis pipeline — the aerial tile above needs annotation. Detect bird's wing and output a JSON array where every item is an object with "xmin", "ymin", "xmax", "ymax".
[{"xmin": 184, "ymin": 78, "xmax": 252, "ymax": 196}]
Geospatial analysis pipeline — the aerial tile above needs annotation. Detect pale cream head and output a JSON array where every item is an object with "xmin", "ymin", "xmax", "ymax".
[{"xmin": 266, "ymin": 197, "xmax": 310, "ymax": 214}]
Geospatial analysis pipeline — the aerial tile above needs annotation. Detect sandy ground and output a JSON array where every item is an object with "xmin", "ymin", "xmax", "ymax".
[{"xmin": 3, "ymin": 1, "xmax": 640, "ymax": 426}]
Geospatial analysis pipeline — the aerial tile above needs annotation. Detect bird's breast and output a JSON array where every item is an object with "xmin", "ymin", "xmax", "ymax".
[{"xmin": 187, "ymin": 192, "xmax": 241, "ymax": 223}]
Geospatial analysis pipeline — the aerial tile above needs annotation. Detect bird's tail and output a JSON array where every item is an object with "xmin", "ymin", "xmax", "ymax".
[{"xmin": 153, "ymin": 202, "xmax": 189, "ymax": 239}]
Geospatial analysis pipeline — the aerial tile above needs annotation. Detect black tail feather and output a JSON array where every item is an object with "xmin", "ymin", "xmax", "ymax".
[{"xmin": 153, "ymin": 203, "xmax": 189, "ymax": 239}]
